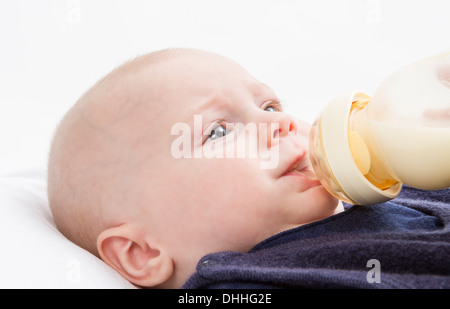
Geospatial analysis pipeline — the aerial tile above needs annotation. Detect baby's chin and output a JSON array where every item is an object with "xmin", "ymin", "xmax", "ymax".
[
  {"xmin": 293, "ymin": 185, "xmax": 342, "ymax": 224},
  {"xmin": 314, "ymin": 186, "xmax": 343, "ymax": 217},
  {"xmin": 315, "ymin": 184, "xmax": 341, "ymax": 206}
]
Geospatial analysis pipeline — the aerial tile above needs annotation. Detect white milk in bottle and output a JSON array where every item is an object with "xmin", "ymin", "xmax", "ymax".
[{"xmin": 309, "ymin": 53, "xmax": 450, "ymax": 205}]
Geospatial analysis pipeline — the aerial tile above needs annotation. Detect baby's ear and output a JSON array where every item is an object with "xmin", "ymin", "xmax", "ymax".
[{"xmin": 97, "ymin": 224, "xmax": 173, "ymax": 287}]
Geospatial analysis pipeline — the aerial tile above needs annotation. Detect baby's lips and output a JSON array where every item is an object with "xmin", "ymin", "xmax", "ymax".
[{"xmin": 299, "ymin": 167, "xmax": 319, "ymax": 181}]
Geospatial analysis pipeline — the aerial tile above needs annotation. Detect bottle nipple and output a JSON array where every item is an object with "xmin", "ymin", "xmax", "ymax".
[
  {"xmin": 348, "ymin": 130, "xmax": 371, "ymax": 175},
  {"xmin": 309, "ymin": 92, "xmax": 402, "ymax": 205},
  {"xmin": 348, "ymin": 94, "xmax": 371, "ymax": 176}
]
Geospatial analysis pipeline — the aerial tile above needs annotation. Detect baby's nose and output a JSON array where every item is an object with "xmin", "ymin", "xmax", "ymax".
[{"xmin": 266, "ymin": 113, "xmax": 298, "ymax": 148}]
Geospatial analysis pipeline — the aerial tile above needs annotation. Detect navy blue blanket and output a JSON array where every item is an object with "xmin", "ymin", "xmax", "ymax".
[{"xmin": 182, "ymin": 186, "xmax": 450, "ymax": 289}]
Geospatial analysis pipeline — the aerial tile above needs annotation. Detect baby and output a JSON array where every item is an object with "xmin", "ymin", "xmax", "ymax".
[
  {"xmin": 48, "ymin": 48, "xmax": 450, "ymax": 289},
  {"xmin": 47, "ymin": 48, "xmax": 342, "ymax": 288}
]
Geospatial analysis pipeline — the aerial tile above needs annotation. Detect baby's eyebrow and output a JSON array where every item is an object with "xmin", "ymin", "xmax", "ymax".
[
  {"xmin": 257, "ymin": 81, "xmax": 271, "ymax": 90},
  {"xmin": 197, "ymin": 94, "xmax": 227, "ymax": 112},
  {"xmin": 183, "ymin": 80, "xmax": 277, "ymax": 123},
  {"xmin": 251, "ymin": 80, "xmax": 278, "ymax": 99},
  {"xmin": 179, "ymin": 94, "xmax": 229, "ymax": 124}
]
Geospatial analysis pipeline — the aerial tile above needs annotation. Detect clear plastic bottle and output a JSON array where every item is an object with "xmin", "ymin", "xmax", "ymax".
[{"xmin": 309, "ymin": 53, "xmax": 450, "ymax": 205}]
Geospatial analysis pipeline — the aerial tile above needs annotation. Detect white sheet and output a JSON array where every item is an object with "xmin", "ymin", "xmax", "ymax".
[{"xmin": 0, "ymin": 169, "xmax": 135, "ymax": 289}]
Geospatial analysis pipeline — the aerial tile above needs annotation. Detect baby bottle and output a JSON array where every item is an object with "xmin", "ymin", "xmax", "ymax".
[{"xmin": 309, "ymin": 53, "xmax": 450, "ymax": 205}]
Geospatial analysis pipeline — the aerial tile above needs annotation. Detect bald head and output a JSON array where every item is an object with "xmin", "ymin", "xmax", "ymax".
[
  {"xmin": 47, "ymin": 48, "xmax": 339, "ymax": 288},
  {"xmin": 47, "ymin": 48, "xmax": 264, "ymax": 258},
  {"xmin": 47, "ymin": 49, "xmax": 184, "ymax": 255}
]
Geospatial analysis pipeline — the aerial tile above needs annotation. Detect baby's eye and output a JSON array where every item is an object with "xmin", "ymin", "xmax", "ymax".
[
  {"xmin": 263, "ymin": 100, "xmax": 283, "ymax": 112},
  {"xmin": 264, "ymin": 106, "xmax": 278, "ymax": 112},
  {"xmin": 206, "ymin": 124, "xmax": 228, "ymax": 142}
]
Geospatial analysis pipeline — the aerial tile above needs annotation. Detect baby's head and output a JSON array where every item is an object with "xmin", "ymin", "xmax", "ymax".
[{"xmin": 48, "ymin": 48, "xmax": 341, "ymax": 288}]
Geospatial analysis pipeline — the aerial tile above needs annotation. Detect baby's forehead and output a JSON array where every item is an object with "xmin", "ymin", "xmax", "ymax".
[
  {"xmin": 134, "ymin": 50, "xmax": 254, "ymax": 105},
  {"xmin": 111, "ymin": 49, "xmax": 266, "ymax": 135}
]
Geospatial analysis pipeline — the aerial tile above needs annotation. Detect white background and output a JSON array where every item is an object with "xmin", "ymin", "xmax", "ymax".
[{"xmin": 1, "ymin": 0, "xmax": 449, "ymax": 175}]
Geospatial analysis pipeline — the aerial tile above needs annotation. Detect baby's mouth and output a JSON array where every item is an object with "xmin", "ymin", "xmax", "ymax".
[
  {"xmin": 284, "ymin": 165, "xmax": 318, "ymax": 180},
  {"xmin": 282, "ymin": 157, "xmax": 318, "ymax": 180}
]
